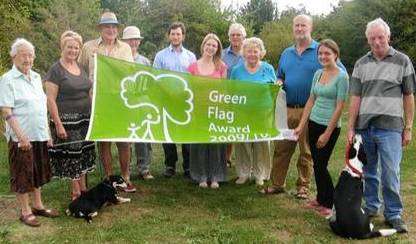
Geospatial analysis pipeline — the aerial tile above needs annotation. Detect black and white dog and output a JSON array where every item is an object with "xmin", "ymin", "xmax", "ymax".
[
  {"xmin": 66, "ymin": 175, "xmax": 131, "ymax": 223},
  {"xmin": 329, "ymin": 134, "xmax": 396, "ymax": 239}
]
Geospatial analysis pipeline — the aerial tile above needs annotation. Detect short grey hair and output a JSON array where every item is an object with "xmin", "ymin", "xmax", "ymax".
[
  {"xmin": 293, "ymin": 14, "xmax": 313, "ymax": 26},
  {"xmin": 228, "ymin": 23, "xmax": 247, "ymax": 38},
  {"xmin": 241, "ymin": 37, "xmax": 266, "ymax": 58},
  {"xmin": 10, "ymin": 38, "xmax": 35, "ymax": 57},
  {"xmin": 365, "ymin": 18, "xmax": 391, "ymax": 38}
]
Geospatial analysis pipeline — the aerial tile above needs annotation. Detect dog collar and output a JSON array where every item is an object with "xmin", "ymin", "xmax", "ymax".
[{"xmin": 345, "ymin": 143, "xmax": 363, "ymax": 178}]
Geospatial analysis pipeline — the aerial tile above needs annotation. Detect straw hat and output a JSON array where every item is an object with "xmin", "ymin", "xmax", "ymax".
[
  {"xmin": 122, "ymin": 26, "xmax": 143, "ymax": 40},
  {"xmin": 98, "ymin": 12, "xmax": 119, "ymax": 25}
]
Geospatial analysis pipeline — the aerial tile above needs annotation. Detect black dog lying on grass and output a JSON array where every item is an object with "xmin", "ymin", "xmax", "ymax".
[
  {"xmin": 329, "ymin": 134, "xmax": 396, "ymax": 239},
  {"xmin": 66, "ymin": 175, "xmax": 131, "ymax": 223}
]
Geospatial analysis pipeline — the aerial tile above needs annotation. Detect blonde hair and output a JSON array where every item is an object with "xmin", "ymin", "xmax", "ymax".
[
  {"xmin": 60, "ymin": 30, "xmax": 83, "ymax": 50},
  {"xmin": 200, "ymin": 33, "xmax": 224, "ymax": 70},
  {"xmin": 241, "ymin": 37, "xmax": 266, "ymax": 59}
]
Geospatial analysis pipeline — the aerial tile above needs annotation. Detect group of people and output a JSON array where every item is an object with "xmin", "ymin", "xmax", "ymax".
[{"xmin": 0, "ymin": 10, "xmax": 414, "ymax": 234}]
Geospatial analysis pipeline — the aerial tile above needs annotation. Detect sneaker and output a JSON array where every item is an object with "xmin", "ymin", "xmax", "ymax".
[
  {"xmin": 210, "ymin": 181, "xmax": 219, "ymax": 189},
  {"xmin": 316, "ymin": 206, "xmax": 332, "ymax": 217},
  {"xmin": 305, "ymin": 199, "xmax": 320, "ymax": 209},
  {"xmin": 235, "ymin": 177, "xmax": 248, "ymax": 185},
  {"xmin": 163, "ymin": 168, "xmax": 176, "ymax": 178},
  {"xmin": 139, "ymin": 172, "xmax": 154, "ymax": 180},
  {"xmin": 385, "ymin": 218, "xmax": 408, "ymax": 233},
  {"xmin": 199, "ymin": 181, "xmax": 208, "ymax": 188},
  {"xmin": 121, "ymin": 182, "xmax": 136, "ymax": 193}
]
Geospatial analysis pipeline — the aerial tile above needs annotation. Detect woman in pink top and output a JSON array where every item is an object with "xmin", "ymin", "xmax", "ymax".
[{"xmin": 188, "ymin": 33, "xmax": 227, "ymax": 188}]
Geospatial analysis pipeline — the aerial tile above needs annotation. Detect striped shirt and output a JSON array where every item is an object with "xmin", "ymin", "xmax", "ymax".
[{"xmin": 350, "ymin": 47, "xmax": 416, "ymax": 130}]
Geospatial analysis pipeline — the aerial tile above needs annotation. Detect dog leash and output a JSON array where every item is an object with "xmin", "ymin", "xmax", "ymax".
[{"xmin": 344, "ymin": 142, "xmax": 363, "ymax": 177}]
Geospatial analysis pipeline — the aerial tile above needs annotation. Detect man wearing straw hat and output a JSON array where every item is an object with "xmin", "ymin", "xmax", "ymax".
[
  {"xmin": 122, "ymin": 26, "xmax": 151, "ymax": 66},
  {"xmin": 79, "ymin": 11, "xmax": 136, "ymax": 192}
]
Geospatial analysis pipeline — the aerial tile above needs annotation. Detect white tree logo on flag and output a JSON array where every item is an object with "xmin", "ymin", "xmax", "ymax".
[{"xmin": 120, "ymin": 71, "xmax": 194, "ymax": 142}]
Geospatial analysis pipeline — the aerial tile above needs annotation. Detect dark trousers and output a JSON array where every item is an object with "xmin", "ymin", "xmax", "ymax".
[
  {"xmin": 162, "ymin": 143, "xmax": 190, "ymax": 172},
  {"xmin": 308, "ymin": 120, "xmax": 340, "ymax": 208}
]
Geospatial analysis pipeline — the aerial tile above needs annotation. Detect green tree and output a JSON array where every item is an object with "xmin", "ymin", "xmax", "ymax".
[
  {"xmin": 386, "ymin": 0, "xmax": 416, "ymax": 62},
  {"xmin": 314, "ymin": 0, "xmax": 416, "ymax": 71},
  {"xmin": 24, "ymin": 0, "xmax": 100, "ymax": 74},
  {"xmin": 101, "ymin": 0, "xmax": 142, "ymax": 25},
  {"xmin": 120, "ymin": 0, "xmax": 232, "ymax": 59},
  {"xmin": 0, "ymin": 1, "xmax": 31, "ymax": 73},
  {"xmin": 240, "ymin": 0, "xmax": 277, "ymax": 35},
  {"xmin": 259, "ymin": 19, "xmax": 293, "ymax": 68}
]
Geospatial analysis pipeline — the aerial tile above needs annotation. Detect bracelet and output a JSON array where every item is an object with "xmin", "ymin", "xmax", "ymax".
[
  {"xmin": 4, "ymin": 114, "xmax": 15, "ymax": 121},
  {"xmin": 404, "ymin": 127, "xmax": 412, "ymax": 131}
]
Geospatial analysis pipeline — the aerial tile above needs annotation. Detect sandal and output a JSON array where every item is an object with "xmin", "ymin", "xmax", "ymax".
[
  {"xmin": 295, "ymin": 188, "xmax": 309, "ymax": 199},
  {"xmin": 259, "ymin": 186, "xmax": 285, "ymax": 195},
  {"xmin": 32, "ymin": 208, "xmax": 60, "ymax": 218},
  {"xmin": 19, "ymin": 213, "xmax": 40, "ymax": 227}
]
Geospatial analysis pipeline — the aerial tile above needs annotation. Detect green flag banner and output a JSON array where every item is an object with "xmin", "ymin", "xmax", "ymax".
[{"xmin": 86, "ymin": 55, "xmax": 288, "ymax": 143}]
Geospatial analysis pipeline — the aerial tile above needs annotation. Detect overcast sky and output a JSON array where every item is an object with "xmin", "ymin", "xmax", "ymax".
[{"xmin": 221, "ymin": 0, "xmax": 343, "ymax": 15}]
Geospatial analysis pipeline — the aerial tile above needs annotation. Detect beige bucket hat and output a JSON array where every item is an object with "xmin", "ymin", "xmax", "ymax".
[{"xmin": 122, "ymin": 26, "xmax": 143, "ymax": 39}]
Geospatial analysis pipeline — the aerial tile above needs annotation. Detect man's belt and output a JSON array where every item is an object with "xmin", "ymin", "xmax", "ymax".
[{"xmin": 287, "ymin": 104, "xmax": 304, "ymax": 108}]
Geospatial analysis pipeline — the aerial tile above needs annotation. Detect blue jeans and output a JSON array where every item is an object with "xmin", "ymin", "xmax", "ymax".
[
  {"xmin": 134, "ymin": 143, "xmax": 152, "ymax": 174},
  {"xmin": 358, "ymin": 127, "xmax": 403, "ymax": 221}
]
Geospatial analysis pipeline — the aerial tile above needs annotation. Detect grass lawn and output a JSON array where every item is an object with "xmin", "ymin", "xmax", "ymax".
[{"xmin": 0, "ymin": 114, "xmax": 415, "ymax": 243}]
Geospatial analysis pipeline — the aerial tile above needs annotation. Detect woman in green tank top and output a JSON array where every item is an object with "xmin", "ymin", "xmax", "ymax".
[{"xmin": 294, "ymin": 39, "xmax": 349, "ymax": 217}]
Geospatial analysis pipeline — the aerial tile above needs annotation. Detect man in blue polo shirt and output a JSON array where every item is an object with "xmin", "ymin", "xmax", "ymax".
[
  {"xmin": 153, "ymin": 21, "xmax": 196, "ymax": 178},
  {"xmin": 266, "ymin": 14, "xmax": 345, "ymax": 198}
]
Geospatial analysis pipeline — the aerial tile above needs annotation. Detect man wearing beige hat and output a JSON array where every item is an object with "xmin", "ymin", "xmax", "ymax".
[
  {"xmin": 122, "ymin": 26, "xmax": 154, "ymax": 180},
  {"xmin": 79, "ymin": 11, "xmax": 136, "ymax": 192},
  {"xmin": 122, "ymin": 26, "xmax": 151, "ymax": 66}
]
